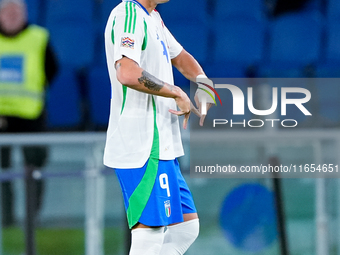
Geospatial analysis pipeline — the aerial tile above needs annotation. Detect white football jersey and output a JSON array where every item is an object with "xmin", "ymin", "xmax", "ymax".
[{"xmin": 103, "ymin": 0, "xmax": 184, "ymax": 168}]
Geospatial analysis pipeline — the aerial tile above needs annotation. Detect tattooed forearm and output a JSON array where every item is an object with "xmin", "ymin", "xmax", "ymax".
[
  {"xmin": 138, "ymin": 71, "xmax": 166, "ymax": 92},
  {"xmin": 165, "ymin": 84, "xmax": 175, "ymax": 91}
]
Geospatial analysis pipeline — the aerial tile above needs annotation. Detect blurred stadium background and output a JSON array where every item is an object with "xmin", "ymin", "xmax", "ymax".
[{"xmin": 1, "ymin": 0, "xmax": 340, "ymax": 254}]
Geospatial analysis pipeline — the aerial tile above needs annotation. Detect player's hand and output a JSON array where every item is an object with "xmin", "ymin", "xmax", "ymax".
[
  {"xmin": 194, "ymin": 95, "xmax": 213, "ymax": 126},
  {"xmin": 195, "ymin": 77, "xmax": 215, "ymax": 126},
  {"xmin": 169, "ymin": 88, "xmax": 201, "ymax": 129}
]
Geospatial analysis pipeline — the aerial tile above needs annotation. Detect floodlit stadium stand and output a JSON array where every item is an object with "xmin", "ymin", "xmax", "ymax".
[{"xmin": 23, "ymin": 0, "xmax": 340, "ymax": 128}]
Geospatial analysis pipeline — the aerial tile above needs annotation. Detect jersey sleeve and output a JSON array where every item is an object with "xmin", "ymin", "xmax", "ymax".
[
  {"xmin": 111, "ymin": 6, "xmax": 145, "ymax": 66},
  {"xmin": 164, "ymin": 25, "xmax": 183, "ymax": 60}
]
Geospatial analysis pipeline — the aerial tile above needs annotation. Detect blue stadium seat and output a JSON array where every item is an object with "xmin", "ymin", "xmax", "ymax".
[
  {"xmin": 304, "ymin": 0, "xmax": 323, "ymax": 13},
  {"xmin": 203, "ymin": 62, "xmax": 249, "ymax": 78},
  {"xmin": 157, "ymin": 0, "xmax": 207, "ymax": 24},
  {"xmin": 324, "ymin": 20, "xmax": 340, "ymax": 63},
  {"xmin": 260, "ymin": 12, "xmax": 322, "ymax": 78},
  {"xmin": 46, "ymin": 18, "xmax": 95, "ymax": 69},
  {"xmin": 213, "ymin": 16, "xmax": 265, "ymax": 66},
  {"xmin": 100, "ymin": 0, "xmax": 119, "ymax": 30},
  {"xmin": 45, "ymin": 0, "xmax": 95, "ymax": 69},
  {"xmin": 46, "ymin": 69, "xmax": 82, "ymax": 129},
  {"xmin": 87, "ymin": 66, "xmax": 111, "ymax": 129},
  {"xmin": 314, "ymin": 19, "xmax": 340, "ymax": 78},
  {"xmin": 45, "ymin": 0, "xmax": 94, "ymax": 21},
  {"xmin": 258, "ymin": 63, "xmax": 307, "ymax": 78},
  {"xmin": 315, "ymin": 63, "xmax": 340, "ymax": 77},
  {"xmin": 96, "ymin": 0, "xmax": 117, "ymax": 66},
  {"xmin": 314, "ymin": 79, "xmax": 340, "ymax": 124},
  {"xmin": 25, "ymin": 0, "xmax": 40, "ymax": 24},
  {"xmin": 214, "ymin": 0, "xmax": 265, "ymax": 21},
  {"xmin": 269, "ymin": 12, "xmax": 322, "ymax": 66},
  {"xmin": 96, "ymin": 38, "xmax": 107, "ymax": 67},
  {"xmin": 327, "ymin": 0, "xmax": 340, "ymax": 19},
  {"xmin": 167, "ymin": 22, "xmax": 209, "ymax": 64}
]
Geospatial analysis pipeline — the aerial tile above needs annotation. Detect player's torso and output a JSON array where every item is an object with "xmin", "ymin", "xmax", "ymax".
[
  {"xmin": 141, "ymin": 10, "xmax": 173, "ymax": 84},
  {"xmin": 103, "ymin": 1, "xmax": 183, "ymax": 168}
]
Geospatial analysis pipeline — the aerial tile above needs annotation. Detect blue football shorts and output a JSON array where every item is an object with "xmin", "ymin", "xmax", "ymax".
[{"xmin": 115, "ymin": 158, "xmax": 197, "ymax": 229}]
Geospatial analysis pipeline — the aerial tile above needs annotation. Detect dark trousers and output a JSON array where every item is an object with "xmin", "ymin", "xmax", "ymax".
[{"xmin": 0, "ymin": 115, "xmax": 48, "ymax": 226}]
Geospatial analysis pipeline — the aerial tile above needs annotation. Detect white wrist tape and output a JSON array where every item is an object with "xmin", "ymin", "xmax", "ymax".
[
  {"xmin": 196, "ymin": 74, "xmax": 208, "ymax": 81},
  {"xmin": 195, "ymin": 74, "xmax": 215, "ymax": 105}
]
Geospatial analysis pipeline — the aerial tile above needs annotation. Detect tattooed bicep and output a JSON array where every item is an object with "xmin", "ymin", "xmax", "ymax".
[{"xmin": 115, "ymin": 56, "xmax": 139, "ymax": 70}]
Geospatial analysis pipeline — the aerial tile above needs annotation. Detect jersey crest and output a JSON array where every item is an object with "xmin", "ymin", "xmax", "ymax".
[{"xmin": 164, "ymin": 200, "xmax": 171, "ymax": 217}]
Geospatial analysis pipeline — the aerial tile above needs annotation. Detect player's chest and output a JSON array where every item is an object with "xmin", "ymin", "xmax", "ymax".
[{"xmin": 143, "ymin": 20, "xmax": 170, "ymax": 65}]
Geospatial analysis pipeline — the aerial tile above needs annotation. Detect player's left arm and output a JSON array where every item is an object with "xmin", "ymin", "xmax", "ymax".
[
  {"xmin": 171, "ymin": 49, "xmax": 204, "ymax": 81},
  {"xmin": 171, "ymin": 49, "xmax": 214, "ymax": 126}
]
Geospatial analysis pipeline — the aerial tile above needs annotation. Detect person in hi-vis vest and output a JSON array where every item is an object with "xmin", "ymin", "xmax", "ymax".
[{"xmin": 0, "ymin": 0, "xmax": 58, "ymax": 226}]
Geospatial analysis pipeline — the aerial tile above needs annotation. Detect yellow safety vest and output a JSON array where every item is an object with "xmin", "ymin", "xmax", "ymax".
[{"xmin": 0, "ymin": 25, "xmax": 48, "ymax": 119}]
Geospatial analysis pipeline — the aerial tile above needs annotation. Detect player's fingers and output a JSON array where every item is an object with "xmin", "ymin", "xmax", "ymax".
[
  {"xmin": 190, "ymin": 102, "xmax": 201, "ymax": 118},
  {"xmin": 169, "ymin": 109, "xmax": 186, "ymax": 116},
  {"xmin": 199, "ymin": 103, "xmax": 214, "ymax": 126},
  {"xmin": 183, "ymin": 112, "xmax": 190, "ymax": 129},
  {"xmin": 194, "ymin": 94, "xmax": 200, "ymax": 108},
  {"xmin": 194, "ymin": 94, "xmax": 202, "ymax": 114},
  {"xmin": 207, "ymin": 103, "xmax": 214, "ymax": 111},
  {"xmin": 199, "ymin": 114, "xmax": 206, "ymax": 126}
]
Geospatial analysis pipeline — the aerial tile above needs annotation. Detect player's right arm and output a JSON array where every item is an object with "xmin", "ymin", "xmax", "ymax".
[
  {"xmin": 115, "ymin": 56, "xmax": 200, "ymax": 129},
  {"xmin": 108, "ymin": 7, "xmax": 199, "ymax": 128}
]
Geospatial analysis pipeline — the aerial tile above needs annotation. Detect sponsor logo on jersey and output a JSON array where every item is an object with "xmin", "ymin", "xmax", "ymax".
[
  {"xmin": 121, "ymin": 37, "xmax": 135, "ymax": 49},
  {"xmin": 164, "ymin": 200, "xmax": 171, "ymax": 217}
]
